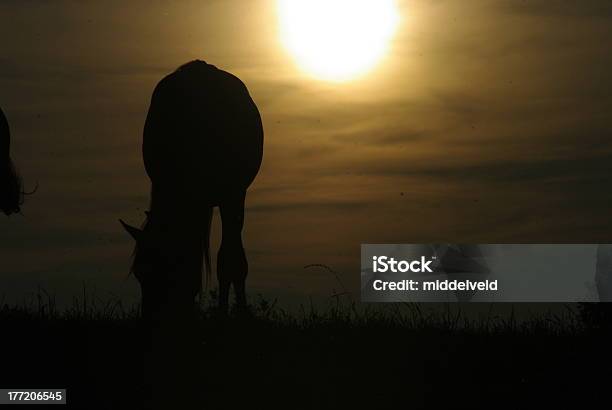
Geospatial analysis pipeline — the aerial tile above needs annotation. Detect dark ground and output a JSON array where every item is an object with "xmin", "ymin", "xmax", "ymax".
[{"xmin": 1, "ymin": 299, "xmax": 610, "ymax": 409}]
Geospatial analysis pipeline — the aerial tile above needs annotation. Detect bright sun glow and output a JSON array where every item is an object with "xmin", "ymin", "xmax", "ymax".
[{"xmin": 278, "ymin": 0, "xmax": 400, "ymax": 82}]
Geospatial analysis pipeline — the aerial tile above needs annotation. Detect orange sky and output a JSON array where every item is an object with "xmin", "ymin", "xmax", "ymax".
[{"xmin": 1, "ymin": 0, "xmax": 612, "ymax": 307}]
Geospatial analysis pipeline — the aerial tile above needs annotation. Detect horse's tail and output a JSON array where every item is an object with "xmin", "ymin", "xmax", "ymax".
[{"xmin": 203, "ymin": 205, "xmax": 214, "ymax": 291}]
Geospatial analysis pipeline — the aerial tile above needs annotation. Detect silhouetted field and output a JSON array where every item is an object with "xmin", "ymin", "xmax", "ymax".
[{"xmin": 0, "ymin": 293, "xmax": 610, "ymax": 409}]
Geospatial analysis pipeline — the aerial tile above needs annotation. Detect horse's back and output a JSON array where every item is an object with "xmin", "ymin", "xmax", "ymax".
[{"xmin": 143, "ymin": 61, "xmax": 263, "ymax": 201}]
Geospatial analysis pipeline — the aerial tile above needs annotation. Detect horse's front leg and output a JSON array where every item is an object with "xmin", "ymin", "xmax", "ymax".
[{"xmin": 217, "ymin": 191, "xmax": 248, "ymax": 312}]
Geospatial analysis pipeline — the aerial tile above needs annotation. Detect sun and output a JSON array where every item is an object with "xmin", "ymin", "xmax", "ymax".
[{"xmin": 278, "ymin": 0, "xmax": 400, "ymax": 82}]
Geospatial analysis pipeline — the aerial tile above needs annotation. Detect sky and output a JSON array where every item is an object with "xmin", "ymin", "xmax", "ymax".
[{"xmin": 1, "ymin": 0, "xmax": 612, "ymax": 307}]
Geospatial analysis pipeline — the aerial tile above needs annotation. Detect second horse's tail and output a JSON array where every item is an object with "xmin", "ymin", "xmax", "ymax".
[{"xmin": 0, "ymin": 157, "xmax": 23, "ymax": 216}]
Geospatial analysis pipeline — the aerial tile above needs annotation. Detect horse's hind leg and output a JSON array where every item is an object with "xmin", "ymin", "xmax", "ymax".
[{"xmin": 217, "ymin": 191, "xmax": 248, "ymax": 311}]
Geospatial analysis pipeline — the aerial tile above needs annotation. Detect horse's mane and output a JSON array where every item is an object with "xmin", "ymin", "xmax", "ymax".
[
  {"xmin": 127, "ymin": 206, "xmax": 211, "ymax": 295},
  {"xmin": 127, "ymin": 213, "xmax": 150, "ymax": 277}
]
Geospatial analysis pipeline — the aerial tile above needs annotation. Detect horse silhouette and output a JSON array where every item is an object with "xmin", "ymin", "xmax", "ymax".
[
  {"xmin": 121, "ymin": 60, "xmax": 263, "ymax": 320},
  {"xmin": 0, "ymin": 106, "xmax": 23, "ymax": 216}
]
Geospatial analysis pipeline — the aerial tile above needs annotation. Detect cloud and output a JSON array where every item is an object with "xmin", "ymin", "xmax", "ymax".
[
  {"xmin": 500, "ymin": 0, "xmax": 612, "ymax": 18},
  {"xmin": 247, "ymin": 199, "xmax": 372, "ymax": 213},
  {"xmin": 0, "ymin": 58, "xmax": 169, "ymax": 82}
]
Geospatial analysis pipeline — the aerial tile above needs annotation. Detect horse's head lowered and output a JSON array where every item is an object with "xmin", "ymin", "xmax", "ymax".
[{"xmin": 120, "ymin": 214, "xmax": 202, "ymax": 321}]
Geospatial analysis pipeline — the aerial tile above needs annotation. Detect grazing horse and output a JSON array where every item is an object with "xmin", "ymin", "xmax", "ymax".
[
  {"xmin": 121, "ymin": 60, "xmax": 263, "ymax": 319},
  {"xmin": 0, "ymin": 106, "xmax": 23, "ymax": 216}
]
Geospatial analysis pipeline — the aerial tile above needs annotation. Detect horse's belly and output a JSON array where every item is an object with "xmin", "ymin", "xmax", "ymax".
[{"xmin": 148, "ymin": 132, "xmax": 262, "ymax": 203}]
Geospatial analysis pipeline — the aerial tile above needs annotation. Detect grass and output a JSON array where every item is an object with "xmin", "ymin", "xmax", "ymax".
[
  {"xmin": 0, "ymin": 286, "xmax": 596, "ymax": 334},
  {"xmin": 1, "ymin": 289, "xmax": 611, "ymax": 409}
]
